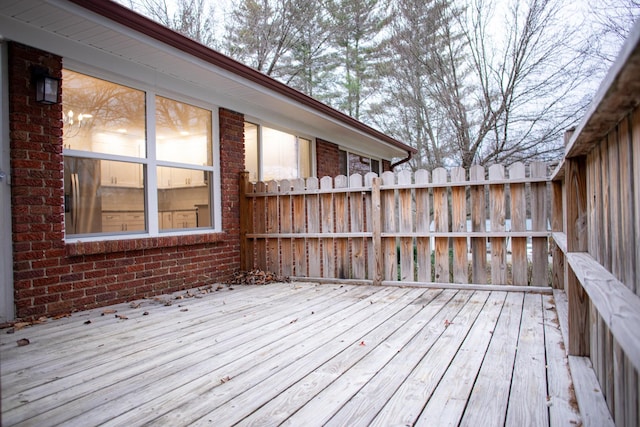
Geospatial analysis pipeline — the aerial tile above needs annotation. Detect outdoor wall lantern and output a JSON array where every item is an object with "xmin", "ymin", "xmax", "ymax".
[{"xmin": 33, "ymin": 67, "xmax": 60, "ymax": 105}]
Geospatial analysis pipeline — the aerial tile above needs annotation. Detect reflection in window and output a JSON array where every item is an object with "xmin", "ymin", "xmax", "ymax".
[
  {"xmin": 62, "ymin": 69, "xmax": 215, "ymax": 237},
  {"xmin": 339, "ymin": 150, "xmax": 381, "ymax": 176},
  {"xmin": 156, "ymin": 96, "xmax": 212, "ymax": 165},
  {"xmin": 64, "ymin": 157, "xmax": 146, "ymax": 235},
  {"xmin": 62, "ymin": 70, "xmax": 145, "ymax": 156},
  {"xmin": 157, "ymin": 166, "xmax": 211, "ymax": 230},
  {"xmin": 244, "ymin": 123, "xmax": 312, "ymax": 182}
]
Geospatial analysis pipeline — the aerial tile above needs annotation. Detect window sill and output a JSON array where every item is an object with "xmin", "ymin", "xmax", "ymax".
[{"xmin": 65, "ymin": 232, "xmax": 227, "ymax": 257}]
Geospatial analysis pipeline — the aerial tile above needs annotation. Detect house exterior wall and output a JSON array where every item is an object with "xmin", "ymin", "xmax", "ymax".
[
  {"xmin": 8, "ymin": 42, "xmax": 243, "ymax": 319},
  {"xmin": 316, "ymin": 138, "xmax": 340, "ymax": 178}
]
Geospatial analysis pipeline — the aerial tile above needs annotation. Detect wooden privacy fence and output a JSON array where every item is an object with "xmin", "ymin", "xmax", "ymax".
[{"xmin": 240, "ymin": 162, "xmax": 552, "ymax": 289}]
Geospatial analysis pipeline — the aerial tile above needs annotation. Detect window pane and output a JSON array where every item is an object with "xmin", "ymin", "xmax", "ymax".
[
  {"xmin": 262, "ymin": 127, "xmax": 297, "ymax": 181},
  {"xmin": 298, "ymin": 137, "xmax": 312, "ymax": 179},
  {"xmin": 348, "ymin": 153, "xmax": 372, "ymax": 176},
  {"xmin": 62, "ymin": 70, "xmax": 145, "ymax": 157},
  {"xmin": 156, "ymin": 96, "xmax": 211, "ymax": 166},
  {"xmin": 244, "ymin": 122, "xmax": 259, "ymax": 182},
  {"xmin": 157, "ymin": 166, "xmax": 212, "ymax": 230},
  {"xmin": 339, "ymin": 150, "xmax": 348, "ymax": 176},
  {"xmin": 64, "ymin": 157, "xmax": 145, "ymax": 235}
]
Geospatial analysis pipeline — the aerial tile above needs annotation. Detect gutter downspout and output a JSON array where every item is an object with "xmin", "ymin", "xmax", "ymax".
[{"xmin": 390, "ymin": 151, "xmax": 412, "ymax": 171}]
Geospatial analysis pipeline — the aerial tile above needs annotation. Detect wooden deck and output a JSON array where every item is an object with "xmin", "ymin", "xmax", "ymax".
[{"xmin": 1, "ymin": 283, "xmax": 583, "ymax": 426}]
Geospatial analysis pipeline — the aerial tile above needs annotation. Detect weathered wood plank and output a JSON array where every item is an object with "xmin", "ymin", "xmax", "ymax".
[
  {"xmin": 531, "ymin": 162, "xmax": 549, "ymax": 286},
  {"xmin": 550, "ymin": 290, "xmax": 616, "ymax": 427},
  {"xmin": 542, "ymin": 294, "xmax": 583, "ymax": 426},
  {"xmin": 398, "ymin": 170, "xmax": 414, "ymax": 282},
  {"xmin": 159, "ymin": 288, "xmax": 420, "ymax": 426},
  {"xmin": 254, "ymin": 181, "xmax": 267, "ymax": 270},
  {"xmin": 567, "ymin": 252, "xmax": 640, "ymax": 373},
  {"xmin": 321, "ymin": 290, "xmax": 463, "ymax": 427},
  {"xmin": 414, "ymin": 292, "xmax": 508, "ymax": 427},
  {"xmin": 459, "ymin": 292, "xmax": 524, "ymax": 427},
  {"xmin": 470, "ymin": 165, "xmax": 487, "ymax": 284},
  {"xmin": 349, "ymin": 174, "xmax": 366, "ymax": 280},
  {"xmin": 291, "ymin": 178, "xmax": 306, "ymax": 276},
  {"xmin": 370, "ymin": 291, "xmax": 490, "ymax": 426},
  {"xmin": 306, "ymin": 178, "xmax": 320, "ymax": 277},
  {"xmin": 239, "ymin": 172, "xmax": 253, "ymax": 271},
  {"xmin": 565, "ymin": 156, "xmax": 590, "ymax": 356},
  {"xmin": 56, "ymin": 286, "xmax": 402, "ymax": 427},
  {"xmin": 415, "ymin": 169, "xmax": 431, "ymax": 282},
  {"xmin": 433, "ymin": 168, "xmax": 449, "ymax": 283},
  {"xmin": 279, "ymin": 179, "xmax": 293, "ymax": 277},
  {"xmin": 381, "ymin": 172, "xmax": 397, "ymax": 282},
  {"xmin": 266, "ymin": 180, "xmax": 280, "ymax": 274},
  {"xmin": 509, "ymin": 162, "xmax": 528, "ymax": 286},
  {"xmin": 371, "ymin": 176, "xmax": 383, "ymax": 285},
  {"xmin": 451, "ymin": 167, "xmax": 468, "ymax": 284},
  {"xmin": 273, "ymin": 290, "xmax": 452, "ymax": 427},
  {"xmin": 505, "ymin": 293, "xmax": 549, "ymax": 427},
  {"xmin": 334, "ymin": 175, "xmax": 349, "ymax": 279},
  {"xmin": 489, "ymin": 165, "xmax": 507, "ymax": 284},
  {"xmin": 320, "ymin": 176, "xmax": 335, "ymax": 278}
]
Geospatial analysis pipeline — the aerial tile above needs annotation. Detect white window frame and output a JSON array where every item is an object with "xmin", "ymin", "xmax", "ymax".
[
  {"xmin": 339, "ymin": 148, "xmax": 382, "ymax": 176},
  {"xmin": 62, "ymin": 65, "xmax": 221, "ymax": 241},
  {"xmin": 245, "ymin": 119, "xmax": 316, "ymax": 182}
]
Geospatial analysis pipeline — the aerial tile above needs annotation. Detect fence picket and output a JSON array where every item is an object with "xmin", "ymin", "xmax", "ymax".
[
  {"xmin": 255, "ymin": 181, "xmax": 267, "ymax": 270},
  {"xmin": 433, "ymin": 168, "xmax": 449, "ymax": 283},
  {"xmin": 320, "ymin": 177, "xmax": 335, "ymax": 278},
  {"xmin": 415, "ymin": 170, "xmax": 431, "ymax": 282},
  {"xmin": 510, "ymin": 162, "xmax": 528, "ymax": 285},
  {"xmin": 381, "ymin": 172, "xmax": 397, "ymax": 281},
  {"xmin": 350, "ymin": 174, "xmax": 366, "ymax": 279},
  {"xmin": 365, "ymin": 172, "xmax": 378, "ymax": 282},
  {"xmin": 279, "ymin": 180, "xmax": 293, "ymax": 277},
  {"xmin": 451, "ymin": 167, "xmax": 468, "ymax": 283},
  {"xmin": 489, "ymin": 165, "xmax": 507, "ymax": 284},
  {"xmin": 470, "ymin": 165, "xmax": 487, "ymax": 284},
  {"xmin": 398, "ymin": 170, "xmax": 414, "ymax": 282},
  {"xmin": 335, "ymin": 175, "xmax": 349, "ymax": 279},
  {"xmin": 292, "ymin": 178, "xmax": 306, "ymax": 277},
  {"xmin": 531, "ymin": 162, "xmax": 549, "ymax": 286},
  {"xmin": 307, "ymin": 177, "xmax": 321, "ymax": 277},
  {"xmin": 266, "ymin": 180, "xmax": 280, "ymax": 274}
]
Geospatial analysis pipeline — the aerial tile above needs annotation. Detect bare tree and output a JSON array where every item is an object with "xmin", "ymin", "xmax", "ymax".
[
  {"xmin": 224, "ymin": 0, "xmax": 305, "ymax": 79},
  {"xmin": 376, "ymin": 0, "xmax": 593, "ymax": 169},
  {"xmin": 121, "ymin": 0, "xmax": 217, "ymax": 47}
]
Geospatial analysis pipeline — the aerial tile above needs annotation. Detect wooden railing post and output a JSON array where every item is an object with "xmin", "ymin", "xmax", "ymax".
[{"xmin": 566, "ymin": 155, "xmax": 590, "ymax": 356}]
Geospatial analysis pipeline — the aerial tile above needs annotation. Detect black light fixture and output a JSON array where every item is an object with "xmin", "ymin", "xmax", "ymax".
[{"xmin": 33, "ymin": 67, "xmax": 60, "ymax": 105}]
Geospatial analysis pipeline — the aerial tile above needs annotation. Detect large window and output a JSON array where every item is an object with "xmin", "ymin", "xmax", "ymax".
[
  {"xmin": 244, "ymin": 122, "xmax": 312, "ymax": 182},
  {"xmin": 62, "ymin": 70, "xmax": 215, "ymax": 237}
]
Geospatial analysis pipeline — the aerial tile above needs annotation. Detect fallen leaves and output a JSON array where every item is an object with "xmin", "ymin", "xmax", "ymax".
[
  {"xmin": 220, "ymin": 376, "xmax": 232, "ymax": 384},
  {"xmin": 444, "ymin": 319, "xmax": 453, "ymax": 328},
  {"xmin": 101, "ymin": 309, "xmax": 117, "ymax": 316},
  {"xmin": 227, "ymin": 269, "xmax": 290, "ymax": 285},
  {"xmin": 115, "ymin": 314, "xmax": 128, "ymax": 320},
  {"xmin": 16, "ymin": 338, "xmax": 30, "ymax": 347}
]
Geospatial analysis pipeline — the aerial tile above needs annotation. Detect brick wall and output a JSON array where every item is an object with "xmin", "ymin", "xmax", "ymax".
[
  {"xmin": 316, "ymin": 138, "xmax": 340, "ymax": 178},
  {"xmin": 8, "ymin": 43, "xmax": 243, "ymax": 319}
]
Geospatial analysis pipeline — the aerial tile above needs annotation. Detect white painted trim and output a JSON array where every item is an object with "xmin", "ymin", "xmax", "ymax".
[{"xmin": 0, "ymin": 41, "xmax": 14, "ymax": 322}]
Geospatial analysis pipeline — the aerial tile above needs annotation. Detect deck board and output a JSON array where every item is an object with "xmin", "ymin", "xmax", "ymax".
[{"xmin": 0, "ymin": 283, "xmax": 596, "ymax": 426}]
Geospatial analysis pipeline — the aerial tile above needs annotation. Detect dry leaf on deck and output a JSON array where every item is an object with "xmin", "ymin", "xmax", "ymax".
[
  {"xmin": 16, "ymin": 338, "xmax": 30, "ymax": 347},
  {"xmin": 101, "ymin": 309, "xmax": 117, "ymax": 316}
]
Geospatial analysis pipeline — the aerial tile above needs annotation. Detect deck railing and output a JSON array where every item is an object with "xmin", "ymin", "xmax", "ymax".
[{"xmin": 240, "ymin": 162, "xmax": 552, "ymax": 290}]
